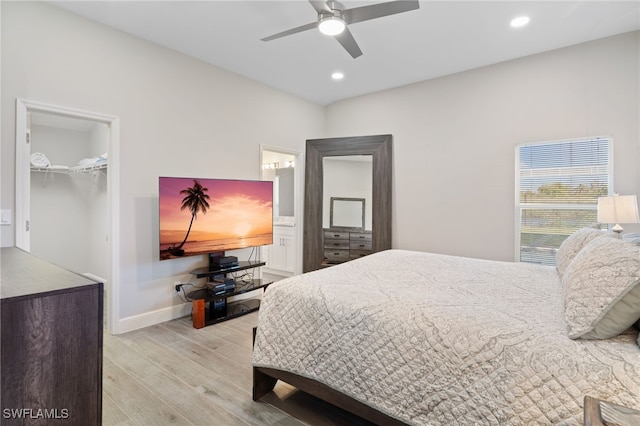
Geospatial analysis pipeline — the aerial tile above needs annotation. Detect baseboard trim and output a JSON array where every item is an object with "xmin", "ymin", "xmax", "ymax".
[{"xmin": 114, "ymin": 303, "xmax": 191, "ymax": 334}]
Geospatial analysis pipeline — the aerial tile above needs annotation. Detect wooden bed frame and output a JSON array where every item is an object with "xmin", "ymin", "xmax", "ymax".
[
  {"xmin": 254, "ymin": 371, "xmax": 640, "ymax": 426},
  {"xmin": 583, "ymin": 395, "xmax": 640, "ymax": 426},
  {"xmin": 251, "ymin": 327, "xmax": 407, "ymax": 425},
  {"xmin": 252, "ymin": 366, "xmax": 407, "ymax": 425}
]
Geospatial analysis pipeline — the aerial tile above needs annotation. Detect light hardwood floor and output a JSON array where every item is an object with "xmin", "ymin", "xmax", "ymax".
[{"xmin": 102, "ymin": 312, "xmax": 374, "ymax": 426}]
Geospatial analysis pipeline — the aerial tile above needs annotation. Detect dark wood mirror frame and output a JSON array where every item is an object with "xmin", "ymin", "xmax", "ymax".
[{"xmin": 303, "ymin": 134, "xmax": 392, "ymax": 272}]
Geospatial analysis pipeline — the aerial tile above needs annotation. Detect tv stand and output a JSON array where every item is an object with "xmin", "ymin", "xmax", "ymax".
[{"xmin": 188, "ymin": 260, "xmax": 270, "ymax": 328}]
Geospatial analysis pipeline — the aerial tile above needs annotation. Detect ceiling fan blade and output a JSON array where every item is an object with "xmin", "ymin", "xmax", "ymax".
[
  {"xmin": 261, "ymin": 21, "xmax": 318, "ymax": 42},
  {"xmin": 308, "ymin": 0, "xmax": 332, "ymax": 15},
  {"xmin": 335, "ymin": 27, "xmax": 363, "ymax": 59},
  {"xmin": 343, "ymin": 0, "xmax": 419, "ymax": 25}
]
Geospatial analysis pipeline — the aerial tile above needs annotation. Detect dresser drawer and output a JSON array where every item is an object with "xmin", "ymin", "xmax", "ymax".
[
  {"xmin": 350, "ymin": 249, "xmax": 372, "ymax": 260},
  {"xmin": 349, "ymin": 240, "xmax": 372, "ymax": 250},
  {"xmin": 324, "ymin": 249, "xmax": 350, "ymax": 263},
  {"xmin": 324, "ymin": 230, "xmax": 350, "ymax": 240},
  {"xmin": 325, "ymin": 240, "xmax": 350, "ymax": 249},
  {"xmin": 349, "ymin": 232, "xmax": 372, "ymax": 242}
]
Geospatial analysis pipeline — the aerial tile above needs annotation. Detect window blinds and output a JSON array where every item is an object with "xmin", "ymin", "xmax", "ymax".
[{"xmin": 516, "ymin": 137, "xmax": 611, "ymax": 265}]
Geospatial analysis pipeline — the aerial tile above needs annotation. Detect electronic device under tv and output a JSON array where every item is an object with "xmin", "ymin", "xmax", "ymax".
[{"xmin": 159, "ymin": 176, "xmax": 273, "ymax": 264}]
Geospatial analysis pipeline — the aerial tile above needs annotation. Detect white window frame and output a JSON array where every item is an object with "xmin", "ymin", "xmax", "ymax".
[{"xmin": 515, "ymin": 136, "xmax": 613, "ymax": 264}]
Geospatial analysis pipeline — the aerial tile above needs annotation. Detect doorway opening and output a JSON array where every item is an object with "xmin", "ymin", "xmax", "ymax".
[
  {"xmin": 260, "ymin": 145, "xmax": 303, "ymax": 279},
  {"xmin": 15, "ymin": 99, "xmax": 120, "ymax": 333}
]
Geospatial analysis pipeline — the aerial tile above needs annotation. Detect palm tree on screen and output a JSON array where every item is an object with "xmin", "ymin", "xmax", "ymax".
[{"xmin": 171, "ymin": 179, "xmax": 210, "ymax": 255}]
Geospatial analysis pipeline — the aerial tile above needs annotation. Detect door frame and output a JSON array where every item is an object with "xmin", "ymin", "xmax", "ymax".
[
  {"xmin": 15, "ymin": 98, "xmax": 120, "ymax": 334},
  {"xmin": 259, "ymin": 144, "xmax": 303, "ymax": 275}
]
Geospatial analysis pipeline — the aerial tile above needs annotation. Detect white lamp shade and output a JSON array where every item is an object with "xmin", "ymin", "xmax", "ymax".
[{"xmin": 597, "ymin": 195, "xmax": 640, "ymax": 224}]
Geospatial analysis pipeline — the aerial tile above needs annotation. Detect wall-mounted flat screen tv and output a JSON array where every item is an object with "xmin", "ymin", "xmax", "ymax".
[{"xmin": 159, "ymin": 177, "xmax": 273, "ymax": 260}]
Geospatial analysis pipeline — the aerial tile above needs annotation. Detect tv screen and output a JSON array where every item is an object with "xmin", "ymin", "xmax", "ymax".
[{"xmin": 159, "ymin": 177, "xmax": 273, "ymax": 260}]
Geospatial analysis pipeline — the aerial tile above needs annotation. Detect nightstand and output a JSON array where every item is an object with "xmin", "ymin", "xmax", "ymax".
[{"xmin": 584, "ymin": 396, "xmax": 640, "ymax": 426}]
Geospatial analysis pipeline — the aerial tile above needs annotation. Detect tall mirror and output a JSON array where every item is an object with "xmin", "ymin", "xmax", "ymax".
[{"xmin": 303, "ymin": 135, "xmax": 392, "ymax": 272}]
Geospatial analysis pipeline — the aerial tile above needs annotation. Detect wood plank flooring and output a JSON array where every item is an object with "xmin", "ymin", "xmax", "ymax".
[{"xmin": 103, "ymin": 312, "xmax": 375, "ymax": 426}]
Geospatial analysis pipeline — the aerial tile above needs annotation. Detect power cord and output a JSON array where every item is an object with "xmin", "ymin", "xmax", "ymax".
[
  {"xmin": 174, "ymin": 282, "xmax": 206, "ymax": 303},
  {"xmin": 248, "ymin": 246, "xmax": 258, "ymax": 263}
]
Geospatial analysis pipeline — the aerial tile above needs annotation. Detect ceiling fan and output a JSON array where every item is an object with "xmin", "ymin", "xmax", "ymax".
[{"xmin": 261, "ymin": 0, "xmax": 420, "ymax": 59}]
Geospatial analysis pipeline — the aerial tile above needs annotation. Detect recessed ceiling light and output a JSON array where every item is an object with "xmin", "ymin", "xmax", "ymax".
[
  {"xmin": 510, "ymin": 16, "xmax": 530, "ymax": 28},
  {"xmin": 331, "ymin": 72, "xmax": 344, "ymax": 80}
]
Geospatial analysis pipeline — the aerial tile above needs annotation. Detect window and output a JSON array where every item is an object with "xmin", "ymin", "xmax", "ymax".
[{"xmin": 516, "ymin": 137, "xmax": 612, "ymax": 265}]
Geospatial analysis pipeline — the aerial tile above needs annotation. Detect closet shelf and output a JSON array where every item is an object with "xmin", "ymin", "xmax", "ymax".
[
  {"xmin": 31, "ymin": 162, "xmax": 107, "ymax": 187},
  {"xmin": 31, "ymin": 162, "xmax": 107, "ymax": 174}
]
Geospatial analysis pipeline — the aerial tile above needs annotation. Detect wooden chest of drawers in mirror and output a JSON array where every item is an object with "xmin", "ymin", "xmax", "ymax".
[
  {"xmin": 323, "ymin": 229, "xmax": 373, "ymax": 265},
  {"xmin": 349, "ymin": 231, "xmax": 373, "ymax": 260}
]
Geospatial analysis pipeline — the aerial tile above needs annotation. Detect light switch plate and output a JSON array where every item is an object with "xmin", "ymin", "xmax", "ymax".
[{"xmin": 1, "ymin": 210, "xmax": 11, "ymax": 225}]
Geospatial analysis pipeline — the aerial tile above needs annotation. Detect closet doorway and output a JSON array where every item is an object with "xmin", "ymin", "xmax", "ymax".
[{"xmin": 15, "ymin": 99, "xmax": 120, "ymax": 333}]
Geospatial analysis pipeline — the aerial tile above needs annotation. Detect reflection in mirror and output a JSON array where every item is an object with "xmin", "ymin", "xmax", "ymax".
[
  {"xmin": 275, "ymin": 168, "xmax": 294, "ymax": 216},
  {"xmin": 330, "ymin": 197, "xmax": 365, "ymax": 229},
  {"xmin": 322, "ymin": 155, "xmax": 372, "ymax": 230}
]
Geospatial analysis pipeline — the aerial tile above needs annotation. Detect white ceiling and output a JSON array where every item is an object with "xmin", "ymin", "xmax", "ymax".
[{"xmin": 49, "ymin": 1, "xmax": 640, "ymax": 106}]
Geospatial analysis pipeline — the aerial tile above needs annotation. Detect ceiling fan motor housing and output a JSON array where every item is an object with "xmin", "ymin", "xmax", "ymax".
[
  {"xmin": 326, "ymin": 1, "xmax": 345, "ymax": 13},
  {"xmin": 318, "ymin": 3, "xmax": 346, "ymax": 36}
]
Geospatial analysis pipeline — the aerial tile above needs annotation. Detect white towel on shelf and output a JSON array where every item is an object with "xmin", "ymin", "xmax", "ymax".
[
  {"xmin": 48, "ymin": 165, "xmax": 69, "ymax": 171},
  {"xmin": 30, "ymin": 152, "xmax": 51, "ymax": 168},
  {"xmin": 78, "ymin": 157, "xmax": 98, "ymax": 166},
  {"xmin": 78, "ymin": 155, "xmax": 107, "ymax": 165}
]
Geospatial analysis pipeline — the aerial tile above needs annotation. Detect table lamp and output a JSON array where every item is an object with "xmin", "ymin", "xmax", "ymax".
[{"xmin": 597, "ymin": 194, "xmax": 640, "ymax": 234}]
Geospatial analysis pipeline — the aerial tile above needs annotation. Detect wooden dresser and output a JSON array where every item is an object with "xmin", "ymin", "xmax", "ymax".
[
  {"xmin": 1, "ymin": 247, "xmax": 103, "ymax": 425},
  {"xmin": 323, "ymin": 228, "xmax": 373, "ymax": 264}
]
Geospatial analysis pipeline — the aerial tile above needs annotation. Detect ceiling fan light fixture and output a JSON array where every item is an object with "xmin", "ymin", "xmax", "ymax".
[{"xmin": 319, "ymin": 15, "xmax": 346, "ymax": 36}]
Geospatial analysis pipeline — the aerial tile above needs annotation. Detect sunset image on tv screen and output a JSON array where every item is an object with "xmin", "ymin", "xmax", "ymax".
[{"xmin": 159, "ymin": 177, "xmax": 273, "ymax": 260}]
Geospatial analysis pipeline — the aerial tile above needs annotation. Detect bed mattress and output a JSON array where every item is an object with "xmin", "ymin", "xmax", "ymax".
[{"xmin": 252, "ymin": 249, "xmax": 640, "ymax": 425}]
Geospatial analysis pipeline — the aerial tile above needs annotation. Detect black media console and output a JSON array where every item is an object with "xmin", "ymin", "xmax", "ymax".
[{"xmin": 188, "ymin": 260, "xmax": 271, "ymax": 328}]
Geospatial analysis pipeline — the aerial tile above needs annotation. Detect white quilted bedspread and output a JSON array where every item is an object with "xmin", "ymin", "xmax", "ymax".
[{"xmin": 252, "ymin": 249, "xmax": 640, "ymax": 425}]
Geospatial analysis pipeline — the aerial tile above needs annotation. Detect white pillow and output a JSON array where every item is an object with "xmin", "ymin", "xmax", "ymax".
[
  {"xmin": 562, "ymin": 237, "xmax": 640, "ymax": 339},
  {"xmin": 555, "ymin": 228, "xmax": 610, "ymax": 279},
  {"xmin": 623, "ymin": 233, "xmax": 640, "ymax": 246}
]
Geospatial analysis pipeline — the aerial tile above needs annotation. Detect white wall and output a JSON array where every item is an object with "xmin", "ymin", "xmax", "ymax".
[
  {"xmin": 1, "ymin": 1, "xmax": 325, "ymax": 332},
  {"xmin": 325, "ymin": 31, "xmax": 640, "ymax": 261}
]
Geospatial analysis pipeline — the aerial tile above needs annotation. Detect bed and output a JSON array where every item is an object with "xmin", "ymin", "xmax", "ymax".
[{"xmin": 252, "ymin": 229, "xmax": 640, "ymax": 425}]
